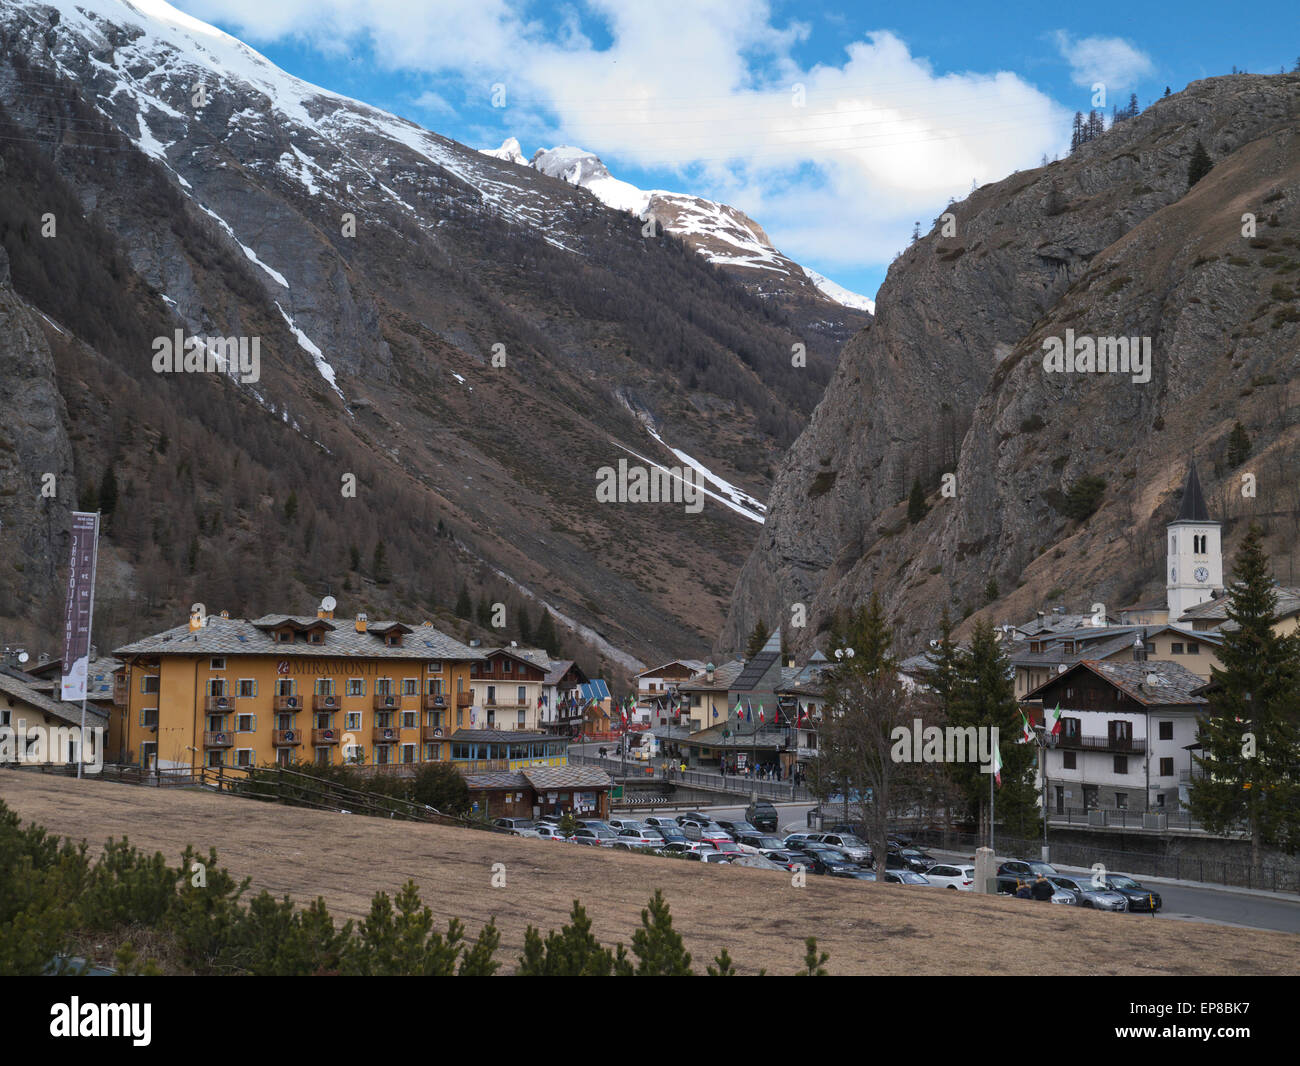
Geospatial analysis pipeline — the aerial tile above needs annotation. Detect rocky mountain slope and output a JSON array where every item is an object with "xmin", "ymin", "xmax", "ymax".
[
  {"xmin": 0, "ymin": 0, "xmax": 866, "ymax": 670},
  {"xmin": 723, "ymin": 72, "xmax": 1300, "ymax": 656},
  {"xmin": 488, "ymin": 139, "xmax": 875, "ymax": 328}
]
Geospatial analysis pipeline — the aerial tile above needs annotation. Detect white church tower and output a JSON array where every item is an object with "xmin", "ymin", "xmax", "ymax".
[{"xmin": 1167, "ymin": 461, "xmax": 1223, "ymax": 620}]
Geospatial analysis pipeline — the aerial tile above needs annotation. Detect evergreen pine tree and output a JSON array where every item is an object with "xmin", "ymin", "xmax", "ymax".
[
  {"xmin": 907, "ymin": 477, "xmax": 928, "ymax": 524},
  {"xmin": 1226, "ymin": 421, "xmax": 1251, "ymax": 467},
  {"xmin": 79, "ymin": 480, "xmax": 99, "ymax": 513},
  {"xmin": 455, "ymin": 583, "xmax": 472, "ymax": 620},
  {"xmin": 535, "ymin": 609, "xmax": 559, "ymax": 656},
  {"xmin": 518, "ymin": 604, "xmax": 533, "ymax": 645},
  {"xmin": 844, "ymin": 593, "xmax": 894, "ymax": 678},
  {"xmin": 745, "ymin": 619, "xmax": 771, "ymax": 659},
  {"xmin": 1187, "ymin": 525, "xmax": 1300, "ymax": 864},
  {"xmin": 98, "ymin": 466, "xmax": 118, "ymax": 517},
  {"xmin": 1187, "ymin": 140, "xmax": 1213, "ymax": 189},
  {"xmin": 283, "ymin": 491, "xmax": 298, "ymax": 523},
  {"xmin": 629, "ymin": 890, "xmax": 692, "ymax": 976},
  {"xmin": 372, "ymin": 542, "xmax": 391, "ymax": 585}
]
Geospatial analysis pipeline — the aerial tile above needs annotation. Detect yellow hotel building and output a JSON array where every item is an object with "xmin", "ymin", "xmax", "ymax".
[{"xmin": 112, "ymin": 607, "xmax": 566, "ymax": 773}]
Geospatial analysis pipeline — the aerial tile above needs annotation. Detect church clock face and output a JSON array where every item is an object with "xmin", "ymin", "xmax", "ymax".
[{"xmin": 1194, "ymin": 566, "xmax": 1210, "ymax": 583}]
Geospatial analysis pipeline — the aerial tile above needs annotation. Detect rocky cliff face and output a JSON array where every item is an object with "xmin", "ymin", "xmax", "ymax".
[
  {"xmin": 0, "ymin": 244, "xmax": 76, "ymax": 621},
  {"xmin": 723, "ymin": 73, "xmax": 1300, "ymax": 656}
]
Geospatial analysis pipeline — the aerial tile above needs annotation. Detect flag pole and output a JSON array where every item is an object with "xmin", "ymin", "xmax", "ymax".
[
  {"xmin": 78, "ymin": 512, "xmax": 101, "ymax": 779},
  {"xmin": 989, "ymin": 762, "xmax": 995, "ymax": 854}
]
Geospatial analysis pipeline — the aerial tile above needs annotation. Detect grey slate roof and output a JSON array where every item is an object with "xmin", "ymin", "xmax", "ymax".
[
  {"xmin": 114, "ymin": 614, "xmax": 484, "ymax": 661},
  {"xmin": 0, "ymin": 667, "xmax": 109, "ymax": 727},
  {"xmin": 463, "ymin": 771, "xmax": 531, "ymax": 790},
  {"xmin": 1025, "ymin": 658, "xmax": 1208, "ymax": 706},
  {"xmin": 522, "ymin": 765, "xmax": 613, "ymax": 790},
  {"xmin": 1178, "ymin": 588, "xmax": 1300, "ymax": 626},
  {"xmin": 679, "ymin": 660, "xmax": 745, "ymax": 692},
  {"xmin": 732, "ymin": 628, "xmax": 782, "ymax": 691},
  {"xmin": 449, "ymin": 729, "xmax": 555, "ymax": 744}
]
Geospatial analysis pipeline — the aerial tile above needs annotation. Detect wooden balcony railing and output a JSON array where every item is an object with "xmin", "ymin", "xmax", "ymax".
[
  {"xmin": 312, "ymin": 728, "xmax": 341, "ymax": 746},
  {"xmin": 203, "ymin": 731, "xmax": 234, "ymax": 749},
  {"xmin": 272, "ymin": 729, "xmax": 303, "ymax": 747}
]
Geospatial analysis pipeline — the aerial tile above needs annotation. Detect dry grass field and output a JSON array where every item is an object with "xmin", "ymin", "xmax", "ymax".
[{"xmin": 5, "ymin": 771, "xmax": 1299, "ymax": 976}]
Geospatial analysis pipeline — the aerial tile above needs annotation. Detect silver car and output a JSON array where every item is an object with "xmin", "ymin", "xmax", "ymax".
[{"xmin": 1049, "ymin": 875, "xmax": 1130, "ymax": 911}]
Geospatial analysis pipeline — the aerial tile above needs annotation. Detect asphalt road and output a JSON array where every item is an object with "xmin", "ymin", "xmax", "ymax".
[{"xmin": 614, "ymin": 795, "xmax": 1300, "ymax": 935}]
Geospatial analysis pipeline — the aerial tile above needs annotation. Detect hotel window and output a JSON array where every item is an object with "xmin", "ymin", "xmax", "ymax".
[
  {"xmin": 1171, "ymin": 642, "xmax": 1184, "ymax": 654},
  {"xmin": 1159, "ymin": 721, "xmax": 1173, "ymax": 740},
  {"xmin": 471, "ymin": 663, "xmax": 479, "ymax": 676},
  {"xmin": 315, "ymin": 747, "xmax": 331, "ymax": 766},
  {"xmin": 401, "ymin": 678, "xmax": 417, "ymax": 696},
  {"xmin": 1063, "ymin": 751, "xmax": 1076, "ymax": 770},
  {"xmin": 276, "ymin": 747, "xmax": 292, "ymax": 766},
  {"xmin": 504, "ymin": 660, "xmax": 512, "ymax": 673},
  {"xmin": 1113, "ymin": 756, "xmax": 1128, "ymax": 774},
  {"xmin": 141, "ymin": 675, "xmax": 160, "ymax": 694},
  {"xmin": 140, "ymin": 707, "xmax": 159, "ymax": 728},
  {"xmin": 346, "ymin": 678, "xmax": 364, "ymax": 696},
  {"xmin": 1160, "ymin": 757, "xmax": 1174, "ymax": 776},
  {"xmin": 427, "ymin": 661, "xmax": 442, "ymax": 674},
  {"xmin": 1060, "ymin": 717, "xmax": 1080, "ymax": 740},
  {"xmin": 276, "ymin": 713, "xmax": 293, "ymax": 731},
  {"xmin": 402, "ymin": 710, "xmax": 417, "ymax": 729},
  {"xmin": 210, "ymin": 658, "xmax": 226, "ymax": 670},
  {"xmin": 487, "ymin": 685, "xmax": 496, "ymax": 704},
  {"xmin": 206, "ymin": 714, "xmax": 226, "ymax": 732},
  {"xmin": 376, "ymin": 711, "xmax": 394, "ymax": 729},
  {"xmin": 376, "ymin": 678, "xmax": 393, "ymax": 696},
  {"xmin": 206, "ymin": 678, "xmax": 227, "ymax": 697},
  {"xmin": 401, "ymin": 744, "xmax": 416, "ymax": 764},
  {"xmin": 517, "ymin": 686, "xmax": 527, "ymax": 705},
  {"xmin": 237, "ymin": 678, "xmax": 256, "ymax": 698},
  {"xmin": 236, "ymin": 714, "xmax": 256, "ymax": 732},
  {"xmin": 345, "ymin": 711, "xmax": 362, "ymax": 731},
  {"xmin": 315, "ymin": 678, "xmax": 335, "ymax": 696},
  {"xmin": 309, "ymin": 631, "xmax": 323, "ymax": 644},
  {"xmin": 517, "ymin": 710, "xmax": 526, "ymax": 728},
  {"xmin": 427, "ymin": 678, "xmax": 444, "ymax": 695},
  {"xmin": 236, "ymin": 749, "xmax": 254, "ymax": 768},
  {"xmin": 207, "ymin": 750, "xmax": 225, "ymax": 768},
  {"xmin": 457, "ymin": 709, "xmax": 464, "ymax": 728},
  {"xmin": 1115, "ymin": 792, "xmax": 1128, "ymax": 810},
  {"xmin": 276, "ymin": 678, "xmax": 295, "ymax": 696},
  {"xmin": 376, "ymin": 745, "xmax": 391, "ymax": 766},
  {"xmin": 314, "ymin": 712, "xmax": 333, "ymax": 729}
]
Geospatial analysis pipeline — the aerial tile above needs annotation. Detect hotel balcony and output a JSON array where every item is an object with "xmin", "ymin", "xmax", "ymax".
[
  {"xmin": 421, "ymin": 725, "xmax": 445, "ymax": 742},
  {"xmin": 272, "ymin": 729, "xmax": 303, "ymax": 747},
  {"xmin": 205, "ymin": 694, "xmax": 237, "ymax": 713},
  {"xmin": 203, "ymin": 730, "xmax": 234, "ymax": 749},
  {"xmin": 373, "ymin": 692, "xmax": 401, "ymax": 712},
  {"xmin": 455, "ymin": 692, "xmax": 472, "ymax": 708},
  {"xmin": 274, "ymin": 693, "xmax": 305, "ymax": 712},
  {"xmin": 313, "ymin": 693, "xmax": 341, "ymax": 712},
  {"xmin": 422, "ymin": 693, "xmax": 447, "ymax": 710},
  {"xmin": 113, "ymin": 678, "xmax": 128, "ymax": 707},
  {"xmin": 372, "ymin": 724, "xmax": 402, "ymax": 745},
  {"xmin": 1055, "ymin": 734, "xmax": 1146, "ymax": 754},
  {"xmin": 312, "ymin": 727, "xmax": 341, "ymax": 746}
]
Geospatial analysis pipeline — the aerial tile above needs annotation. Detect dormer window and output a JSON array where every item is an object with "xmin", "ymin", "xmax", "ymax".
[
  {"xmin": 386, "ymin": 634, "xmax": 402, "ymax": 647},
  {"xmin": 310, "ymin": 632, "xmax": 323, "ymax": 644},
  {"xmin": 276, "ymin": 629, "xmax": 293, "ymax": 643}
]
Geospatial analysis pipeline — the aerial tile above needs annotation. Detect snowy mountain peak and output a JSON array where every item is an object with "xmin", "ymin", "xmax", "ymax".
[{"xmin": 481, "ymin": 137, "xmax": 527, "ymax": 166}]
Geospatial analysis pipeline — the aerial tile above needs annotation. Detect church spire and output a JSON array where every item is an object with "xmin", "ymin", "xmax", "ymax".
[{"xmin": 1175, "ymin": 460, "xmax": 1210, "ymax": 522}]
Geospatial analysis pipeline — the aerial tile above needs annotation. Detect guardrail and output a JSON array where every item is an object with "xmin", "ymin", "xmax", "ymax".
[{"xmin": 569, "ymin": 753, "xmax": 814, "ymax": 801}]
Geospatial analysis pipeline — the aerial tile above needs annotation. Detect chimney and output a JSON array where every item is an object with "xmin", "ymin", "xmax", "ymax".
[
  {"xmin": 189, "ymin": 606, "xmax": 203, "ymax": 631},
  {"xmin": 355, "ymin": 612, "xmax": 368, "ymax": 633},
  {"xmin": 706, "ymin": 662, "xmax": 715, "ymax": 683},
  {"xmin": 220, "ymin": 610, "xmax": 230, "ymax": 618}
]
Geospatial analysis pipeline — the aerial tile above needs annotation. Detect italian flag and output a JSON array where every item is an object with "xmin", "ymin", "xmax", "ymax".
[
  {"xmin": 1018, "ymin": 709, "xmax": 1035, "ymax": 744},
  {"xmin": 758, "ymin": 703, "xmax": 765, "ymax": 724},
  {"xmin": 733, "ymin": 697, "xmax": 743, "ymax": 720},
  {"xmin": 1047, "ymin": 703, "xmax": 1063, "ymax": 736},
  {"xmin": 992, "ymin": 744, "xmax": 1003, "ymax": 786}
]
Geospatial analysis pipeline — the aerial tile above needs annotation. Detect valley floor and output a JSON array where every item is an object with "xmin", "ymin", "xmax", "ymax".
[{"xmin": 3, "ymin": 771, "xmax": 1297, "ymax": 976}]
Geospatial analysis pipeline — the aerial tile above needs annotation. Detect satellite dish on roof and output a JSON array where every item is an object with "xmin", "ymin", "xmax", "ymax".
[
  {"xmin": 1146, "ymin": 672, "xmax": 1160, "ymax": 687},
  {"xmin": 321, "ymin": 595, "xmax": 337, "ymax": 612},
  {"xmin": 17, "ymin": 651, "xmax": 29, "ymax": 664}
]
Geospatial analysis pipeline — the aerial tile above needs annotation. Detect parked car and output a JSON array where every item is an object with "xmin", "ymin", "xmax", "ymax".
[
  {"xmin": 675, "ymin": 812, "xmax": 714, "ymax": 828},
  {"xmin": 689, "ymin": 851, "xmax": 736, "ymax": 864},
  {"xmin": 534, "ymin": 825, "xmax": 568, "ymax": 841},
  {"xmin": 697, "ymin": 826, "xmax": 737, "ymax": 847},
  {"xmin": 1096, "ymin": 874, "xmax": 1162, "ymax": 912},
  {"xmin": 782, "ymin": 832, "xmax": 818, "ymax": 849},
  {"xmin": 797, "ymin": 847, "xmax": 862, "ymax": 876},
  {"xmin": 615, "ymin": 828, "xmax": 666, "ymax": 850},
  {"xmin": 607, "ymin": 818, "xmax": 647, "ymax": 832},
  {"xmin": 652, "ymin": 825, "xmax": 690, "ymax": 846},
  {"xmin": 746, "ymin": 799, "xmax": 779, "ymax": 832},
  {"xmin": 998, "ymin": 859, "xmax": 1059, "ymax": 879},
  {"xmin": 924, "ymin": 863, "xmax": 977, "ymax": 890},
  {"xmin": 898, "ymin": 848, "xmax": 937, "ymax": 872},
  {"xmin": 575, "ymin": 819, "xmax": 615, "ymax": 833},
  {"xmin": 729, "ymin": 853, "xmax": 786, "ymax": 871},
  {"xmin": 644, "ymin": 815, "xmax": 682, "ymax": 831},
  {"xmin": 537, "ymin": 814, "xmax": 563, "ymax": 826},
  {"xmin": 572, "ymin": 827, "xmax": 620, "ymax": 847},
  {"xmin": 806, "ymin": 832, "xmax": 871, "ymax": 863},
  {"xmin": 863, "ymin": 851, "xmax": 912, "ymax": 872},
  {"xmin": 494, "ymin": 817, "xmax": 536, "ymax": 831},
  {"xmin": 661, "ymin": 841, "xmax": 718, "ymax": 856},
  {"xmin": 884, "ymin": 871, "xmax": 932, "ymax": 885},
  {"xmin": 1047, "ymin": 875, "xmax": 1129, "ymax": 911},
  {"xmin": 717, "ymin": 819, "xmax": 760, "ymax": 838},
  {"xmin": 829, "ymin": 866, "xmax": 878, "ymax": 881}
]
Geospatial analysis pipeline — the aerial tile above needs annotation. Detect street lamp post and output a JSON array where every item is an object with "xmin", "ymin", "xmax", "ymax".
[{"xmin": 833, "ymin": 646, "xmax": 854, "ymax": 825}]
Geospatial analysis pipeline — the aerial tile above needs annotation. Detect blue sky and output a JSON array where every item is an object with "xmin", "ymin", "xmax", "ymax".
[{"xmin": 185, "ymin": 0, "xmax": 1298, "ymax": 300}]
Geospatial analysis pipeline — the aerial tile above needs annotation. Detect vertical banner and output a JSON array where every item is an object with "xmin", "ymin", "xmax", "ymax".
[{"xmin": 61, "ymin": 512, "xmax": 100, "ymax": 702}]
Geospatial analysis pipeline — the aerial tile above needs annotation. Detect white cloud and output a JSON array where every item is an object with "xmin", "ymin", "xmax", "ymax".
[
  {"xmin": 411, "ymin": 89, "xmax": 455, "ymax": 115},
  {"xmin": 1053, "ymin": 30, "xmax": 1155, "ymax": 91},
  {"xmin": 187, "ymin": 0, "xmax": 1071, "ymax": 278}
]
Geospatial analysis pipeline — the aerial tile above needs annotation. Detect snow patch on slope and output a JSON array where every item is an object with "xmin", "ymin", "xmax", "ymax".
[
  {"xmin": 195, "ymin": 204, "xmax": 288, "ymax": 288},
  {"xmin": 275, "ymin": 302, "xmax": 344, "ymax": 400},
  {"xmin": 802, "ymin": 267, "xmax": 876, "ymax": 313}
]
